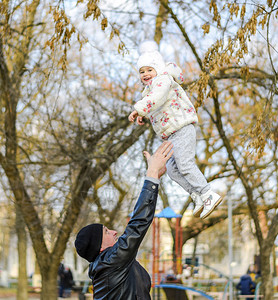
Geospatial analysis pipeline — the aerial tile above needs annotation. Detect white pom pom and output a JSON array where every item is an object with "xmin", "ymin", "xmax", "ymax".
[
  {"xmin": 166, "ymin": 62, "xmax": 184, "ymax": 84},
  {"xmin": 139, "ymin": 40, "xmax": 159, "ymax": 54}
]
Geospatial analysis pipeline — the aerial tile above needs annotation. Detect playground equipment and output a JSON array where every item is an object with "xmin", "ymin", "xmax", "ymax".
[
  {"xmin": 155, "ymin": 283, "xmax": 214, "ymax": 300},
  {"xmin": 254, "ymin": 282, "xmax": 262, "ymax": 298},
  {"xmin": 151, "ymin": 207, "xmax": 230, "ymax": 299},
  {"xmin": 222, "ymin": 280, "xmax": 237, "ymax": 300},
  {"xmin": 152, "ymin": 207, "xmax": 182, "ymax": 286}
]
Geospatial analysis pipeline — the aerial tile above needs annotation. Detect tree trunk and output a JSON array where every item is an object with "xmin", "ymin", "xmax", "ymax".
[
  {"xmin": 273, "ymin": 246, "xmax": 277, "ymax": 277},
  {"xmin": 40, "ymin": 270, "xmax": 59, "ymax": 300},
  {"xmin": 260, "ymin": 244, "xmax": 273, "ymax": 300},
  {"xmin": 191, "ymin": 237, "xmax": 198, "ymax": 277},
  {"xmin": 15, "ymin": 205, "xmax": 28, "ymax": 300},
  {"xmin": 154, "ymin": 0, "xmax": 168, "ymax": 44}
]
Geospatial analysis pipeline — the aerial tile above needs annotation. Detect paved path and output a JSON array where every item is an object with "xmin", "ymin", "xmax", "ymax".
[
  {"xmin": 0, "ymin": 296, "xmax": 78, "ymax": 300},
  {"xmin": 0, "ymin": 296, "xmax": 79, "ymax": 300}
]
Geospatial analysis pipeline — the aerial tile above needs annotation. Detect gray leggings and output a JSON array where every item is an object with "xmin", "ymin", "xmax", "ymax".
[{"xmin": 166, "ymin": 124, "xmax": 210, "ymax": 195}]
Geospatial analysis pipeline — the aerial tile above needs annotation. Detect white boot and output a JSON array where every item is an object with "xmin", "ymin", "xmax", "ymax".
[
  {"xmin": 200, "ymin": 190, "xmax": 223, "ymax": 219},
  {"xmin": 191, "ymin": 192, "xmax": 204, "ymax": 217}
]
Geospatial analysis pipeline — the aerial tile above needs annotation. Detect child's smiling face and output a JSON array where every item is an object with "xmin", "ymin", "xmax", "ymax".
[{"xmin": 139, "ymin": 66, "xmax": 157, "ymax": 85}]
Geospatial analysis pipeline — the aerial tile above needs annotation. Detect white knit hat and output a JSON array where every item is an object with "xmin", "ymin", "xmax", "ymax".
[{"xmin": 137, "ymin": 41, "xmax": 166, "ymax": 75}]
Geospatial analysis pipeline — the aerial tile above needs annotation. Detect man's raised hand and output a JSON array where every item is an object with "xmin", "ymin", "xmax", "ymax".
[{"xmin": 144, "ymin": 141, "xmax": 174, "ymax": 179}]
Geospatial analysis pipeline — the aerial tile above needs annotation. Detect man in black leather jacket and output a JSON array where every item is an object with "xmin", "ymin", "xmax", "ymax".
[{"xmin": 75, "ymin": 141, "xmax": 173, "ymax": 299}]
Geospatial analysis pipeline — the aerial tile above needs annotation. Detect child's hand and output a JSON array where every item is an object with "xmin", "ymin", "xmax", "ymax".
[
  {"xmin": 128, "ymin": 110, "xmax": 138, "ymax": 122},
  {"xmin": 136, "ymin": 116, "xmax": 145, "ymax": 125}
]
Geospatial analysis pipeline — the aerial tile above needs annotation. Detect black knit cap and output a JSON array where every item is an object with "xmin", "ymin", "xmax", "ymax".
[{"xmin": 75, "ymin": 223, "xmax": 103, "ymax": 263}]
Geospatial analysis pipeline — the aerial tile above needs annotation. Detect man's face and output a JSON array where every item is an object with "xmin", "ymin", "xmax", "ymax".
[
  {"xmin": 139, "ymin": 66, "xmax": 157, "ymax": 85},
  {"xmin": 100, "ymin": 226, "xmax": 118, "ymax": 251}
]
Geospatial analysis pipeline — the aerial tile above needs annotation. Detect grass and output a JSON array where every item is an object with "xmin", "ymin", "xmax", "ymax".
[{"xmin": 0, "ymin": 287, "xmax": 17, "ymax": 296}]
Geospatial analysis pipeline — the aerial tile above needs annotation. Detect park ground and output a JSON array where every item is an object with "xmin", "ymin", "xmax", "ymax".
[{"xmin": 0, "ymin": 288, "xmax": 80, "ymax": 300}]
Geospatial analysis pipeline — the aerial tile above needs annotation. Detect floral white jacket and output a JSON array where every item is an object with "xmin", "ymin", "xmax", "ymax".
[{"xmin": 134, "ymin": 73, "xmax": 198, "ymax": 139}]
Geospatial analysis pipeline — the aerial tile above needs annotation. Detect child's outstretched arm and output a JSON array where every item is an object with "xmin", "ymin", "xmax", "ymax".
[
  {"xmin": 128, "ymin": 110, "xmax": 138, "ymax": 122},
  {"xmin": 129, "ymin": 110, "xmax": 145, "ymax": 125}
]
